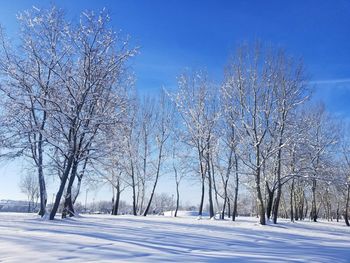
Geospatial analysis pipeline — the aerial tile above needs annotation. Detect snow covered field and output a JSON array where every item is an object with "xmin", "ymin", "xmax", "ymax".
[{"xmin": 0, "ymin": 213, "xmax": 349, "ymax": 262}]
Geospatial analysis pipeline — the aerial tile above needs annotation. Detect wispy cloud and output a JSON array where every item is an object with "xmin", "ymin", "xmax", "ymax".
[{"xmin": 309, "ymin": 78, "xmax": 350, "ymax": 85}]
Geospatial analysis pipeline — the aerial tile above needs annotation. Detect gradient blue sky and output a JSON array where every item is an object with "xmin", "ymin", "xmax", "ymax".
[{"xmin": 0, "ymin": 0, "xmax": 349, "ymax": 203}]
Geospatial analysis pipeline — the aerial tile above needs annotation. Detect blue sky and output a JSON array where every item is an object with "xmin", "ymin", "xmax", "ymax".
[
  {"xmin": 1, "ymin": 0, "xmax": 349, "ymax": 113},
  {"xmin": 0, "ymin": 0, "xmax": 349, "ymax": 202}
]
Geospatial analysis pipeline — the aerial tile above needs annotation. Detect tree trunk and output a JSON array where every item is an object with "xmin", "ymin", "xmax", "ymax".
[
  {"xmin": 112, "ymin": 182, "xmax": 120, "ymax": 216},
  {"xmin": 37, "ymin": 137, "xmax": 47, "ymax": 217},
  {"xmin": 265, "ymin": 183, "xmax": 274, "ymax": 220},
  {"xmin": 139, "ymin": 180, "xmax": 145, "ymax": 216},
  {"xmin": 131, "ymin": 161, "xmax": 137, "ymax": 216},
  {"xmin": 336, "ymin": 201, "xmax": 340, "ymax": 223},
  {"xmin": 62, "ymin": 161, "xmax": 78, "ymax": 218},
  {"xmin": 304, "ymin": 195, "xmax": 308, "ymax": 220},
  {"xmin": 273, "ymin": 181, "xmax": 282, "ymax": 224},
  {"xmin": 72, "ymin": 175, "xmax": 82, "ymax": 205},
  {"xmin": 294, "ymin": 192, "xmax": 299, "ymax": 221},
  {"xmin": 197, "ymin": 145, "xmax": 206, "ymax": 218},
  {"xmin": 227, "ymin": 198, "xmax": 231, "ymax": 219},
  {"xmin": 221, "ymin": 193, "xmax": 227, "ymax": 220},
  {"xmin": 49, "ymin": 155, "xmax": 74, "ymax": 220},
  {"xmin": 290, "ymin": 178, "xmax": 295, "ymax": 222},
  {"xmin": 211, "ymin": 158, "xmax": 220, "ymax": 215},
  {"xmin": 345, "ymin": 184, "xmax": 350, "ymax": 227},
  {"xmin": 255, "ymin": 145, "xmax": 266, "ymax": 225},
  {"xmin": 311, "ymin": 178, "xmax": 317, "ymax": 222},
  {"xmin": 142, "ymin": 176, "xmax": 158, "ymax": 216},
  {"xmin": 272, "ymin": 134, "xmax": 284, "ymax": 224},
  {"xmin": 207, "ymin": 153, "xmax": 215, "ymax": 218},
  {"xmin": 198, "ymin": 177, "xmax": 205, "ymax": 217},
  {"xmin": 175, "ymin": 182, "xmax": 180, "ymax": 217},
  {"xmin": 232, "ymin": 154, "xmax": 239, "ymax": 221},
  {"xmin": 72, "ymin": 156, "xmax": 89, "ymax": 205},
  {"xmin": 256, "ymin": 177, "xmax": 266, "ymax": 224},
  {"xmin": 222, "ymin": 148, "xmax": 234, "ymax": 220},
  {"xmin": 281, "ymin": 195, "xmax": 289, "ymax": 218},
  {"xmin": 144, "ymin": 142, "xmax": 164, "ymax": 216}
]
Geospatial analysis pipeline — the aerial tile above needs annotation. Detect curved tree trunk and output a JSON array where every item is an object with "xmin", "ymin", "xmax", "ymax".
[
  {"xmin": 50, "ymin": 155, "xmax": 74, "ymax": 220},
  {"xmin": 175, "ymin": 181, "xmax": 180, "ymax": 217},
  {"xmin": 62, "ymin": 161, "xmax": 78, "ymax": 218},
  {"xmin": 198, "ymin": 178, "xmax": 205, "ymax": 217},
  {"xmin": 345, "ymin": 184, "xmax": 350, "ymax": 227},
  {"xmin": 143, "ymin": 141, "xmax": 164, "ymax": 216},
  {"xmin": 143, "ymin": 174, "xmax": 158, "ymax": 216},
  {"xmin": 198, "ymin": 147, "xmax": 206, "ymax": 218}
]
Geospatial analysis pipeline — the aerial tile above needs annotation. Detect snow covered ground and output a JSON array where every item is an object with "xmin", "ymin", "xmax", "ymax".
[{"xmin": 0, "ymin": 212, "xmax": 349, "ymax": 262}]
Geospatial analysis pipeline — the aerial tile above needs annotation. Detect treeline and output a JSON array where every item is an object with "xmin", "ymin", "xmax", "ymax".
[{"xmin": 0, "ymin": 6, "xmax": 348, "ymax": 226}]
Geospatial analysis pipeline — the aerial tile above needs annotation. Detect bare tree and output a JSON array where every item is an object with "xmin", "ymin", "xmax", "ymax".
[
  {"xmin": 220, "ymin": 77, "xmax": 241, "ymax": 220},
  {"xmin": 48, "ymin": 9, "xmax": 136, "ymax": 220},
  {"xmin": 19, "ymin": 172, "xmax": 39, "ymax": 212},
  {"xmin": 223, "ymin": 44, "xmax": 309, "ymax": 224},
  {"xmin": 340, "ymin": 128, "xmax": 350, "ymax": 226},
  {"xmin": 172, "ymin": 71, "xmax": 220, "ymax": 219},
  {"xmin": 138, "ymin": 96, "xmax": 156, "ymax": 215},
  {"xmin": 223, "ymin": 45, "xmax": 273, "ymax": 225},
  {"xmin": 270, "ymin": 50, "xmax": 308, "ymax": 224},
  {"xmin": 143, "ymin": 90, "xmax": 172, "ymax": 216},
  {"xmin": 0, "ymin": 6, "xmax": 68, "ymax": 217},
  {"xmin": 120, "ymin": 92, "xmax": 140, "ymax": 216},
  {"xmin": 223, "ymin": 45, "xmax": 278, "ymax": 224},
  {"xmin": 303, "ymin": 105, "xmax": 338, "ymax": 222}
]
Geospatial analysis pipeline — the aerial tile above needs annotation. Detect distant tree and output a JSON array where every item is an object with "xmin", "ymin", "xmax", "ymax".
[
  {"xmin": 223, "ymin": 45, "xmax": 276, "ymax": 225},
  {"xmin": 151, "ymin": 193, "xmax": 174, "ymax": 214},
  {"xmin": 340, "ymin": 128, "xmax": 350, "ymax": 226},
  {"xmin": 170, "ymin": 127, "xmax": 188, "ymax": 217},
  {"xmin": 144, "ymin": 90, "xmax": 172, "ymax": 216},
  {"xmin": 19, "ymin": 173, "xmax": 39, "ymax": 213},
  {"xmin": 303, "ymin": 105, "xmax": 338, "ymax": 222},
  {"xmin": 222, "ymin": 44, "xmax": 307, "ymax": 224},
  {"xmin": 138, "ymin": 96, "xmax": 156, "ymax": 215},
  {"xmin": 172, "ymin": 70, "xmax": 220, "ymax": 219},
  {"xmin": 120, "ymin": 93, "xmax": 140, "ymax": 216}
]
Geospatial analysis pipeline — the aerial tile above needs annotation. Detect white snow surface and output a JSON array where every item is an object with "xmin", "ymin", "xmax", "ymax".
[
  {"xmin": 0, "ymin": 213, "xmax": 349, "ymax": 262},
  {"xmin": 163, "ymin": 210, "xmax": 209, "ymax": 217}
]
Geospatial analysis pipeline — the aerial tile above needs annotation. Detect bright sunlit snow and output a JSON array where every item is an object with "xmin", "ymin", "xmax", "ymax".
[{"xmin": 0, "ymin": 213, "xmax": 349, "ymax": 262}]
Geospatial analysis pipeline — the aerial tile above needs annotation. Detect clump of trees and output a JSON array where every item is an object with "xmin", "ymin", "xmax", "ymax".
[
  {"xmin": 0, "ymin": 6, "xmax": 136, "ymax": 219},
  {"xmin": 0, "ymin": 6, "xmax": 349, "ymax": 226}
]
